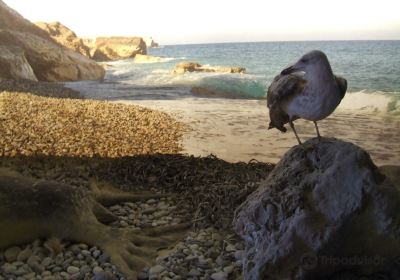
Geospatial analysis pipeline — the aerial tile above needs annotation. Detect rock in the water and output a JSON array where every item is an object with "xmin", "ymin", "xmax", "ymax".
[
  {"xmin": 0, "ymin": 45, "xmax": 38, "ymax": 81},
  {"xmin": 234, "ymin": 138, "xmax": 400, "ymax": 280},
  {"xmin": 172, "ymin": 62, "xmax": 245, "ymax": 74}
]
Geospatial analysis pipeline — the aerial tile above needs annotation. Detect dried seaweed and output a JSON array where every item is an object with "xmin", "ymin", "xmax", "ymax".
[{"xmin": 1, "ymin": 154, "xmax": 274, "ymax": 229}]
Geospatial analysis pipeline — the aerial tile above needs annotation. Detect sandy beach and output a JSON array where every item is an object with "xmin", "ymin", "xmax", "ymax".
[{"xmin": 119, "ymin": 92, "xmax": 400, "ymax": 166}]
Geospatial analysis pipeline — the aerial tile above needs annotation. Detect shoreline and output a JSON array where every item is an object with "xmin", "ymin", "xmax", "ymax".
[{"xmin": 116, "ymin": 96, "xmax": 400, "ymax": 166}]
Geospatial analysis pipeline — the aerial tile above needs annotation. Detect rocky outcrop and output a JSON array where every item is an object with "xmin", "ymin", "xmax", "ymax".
[
  {"xmin": 35, "ymin": 22, "xmax": 91, "ymax": 57},
  {"xmin": 0, "ymin": 30, "xmax": 104, "ymax": 81},
  {"xmin": 0, "ymin": 0, "xmax": 50, "ymax": 41},
  {"xmin": 89, "ymin": 37, "xmax": 147, "ymax": 61},
  {"xmin": 172, "ymin": 62, "xmax": 246, "ymax": 74},
  {"xmin": 143, "ymin": 37, "xmax": 159, "ymax": 48},
  {"xmin": 0, "ymin": 0, "xmax": 104, "ymax": 82},
  {"xmin": 234, "ymin": 138, "xmax": 400, "ymax": 280},
  {"xmin": 0, "ymin": 45, "xmax": 37, "ymax": 81}
]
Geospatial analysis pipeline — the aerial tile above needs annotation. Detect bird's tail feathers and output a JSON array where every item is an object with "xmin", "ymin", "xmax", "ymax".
[{"xmin": 268, "ymin": 122, "xmax": 287, "ymax": 132}]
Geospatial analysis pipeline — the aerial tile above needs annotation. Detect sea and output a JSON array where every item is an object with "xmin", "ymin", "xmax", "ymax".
[{"xmin": 67, "ymin": 40, "xmax": 400, "ymax": 107}]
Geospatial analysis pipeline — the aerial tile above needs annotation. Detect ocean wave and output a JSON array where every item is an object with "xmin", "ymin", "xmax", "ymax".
[{"xmin": 341, "ymin": 91, "xmax": 400, "ymax": 113}]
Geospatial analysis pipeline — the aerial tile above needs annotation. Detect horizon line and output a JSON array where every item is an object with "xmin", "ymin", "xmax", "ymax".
[{"xmin": 161, "ymin": 38, "xmax": 400, "ymax": 46}]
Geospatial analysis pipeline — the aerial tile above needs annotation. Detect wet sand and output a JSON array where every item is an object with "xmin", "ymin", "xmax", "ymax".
[{"xmin": 119, "ymin": 94, "xmax": 400, "ymax": 166}]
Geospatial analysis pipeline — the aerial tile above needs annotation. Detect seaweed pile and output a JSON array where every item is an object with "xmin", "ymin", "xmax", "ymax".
[{"xmin": 1, "ymin": 154, "xmax": 274, "ymax": 229}]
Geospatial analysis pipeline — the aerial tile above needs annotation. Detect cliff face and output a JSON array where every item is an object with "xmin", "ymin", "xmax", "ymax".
[
  {"xmin": 88, "ymin": 36, "xmax": 147, "ymax": 61},
  {"xmin": 0, "ymin": 1, "xmax": 50, "ymax": 41},
  {"xmin": 35, "ymin": 22, "xmax": 91, "ymax": 57},
  {"xmin": 0, "ymin": 0, "xmax": 104, "ymax": 82},
  {"xmin": 41, "ymin": 30, "xmax": 149, "ymax": 62}
]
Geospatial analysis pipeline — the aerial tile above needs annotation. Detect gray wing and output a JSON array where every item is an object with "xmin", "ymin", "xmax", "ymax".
[
  {"xmin": 267, "ymin": 73, "xmax": 307, "ymax": 132},
  {"xmin": 267, "ymin": 73, "xmax": 306, "ymax": 108}
]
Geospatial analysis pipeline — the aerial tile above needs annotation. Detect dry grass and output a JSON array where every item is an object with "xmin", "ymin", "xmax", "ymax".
[{"xmin": 0, "ymin": 92, "xmax": 186, "ymax": 157}]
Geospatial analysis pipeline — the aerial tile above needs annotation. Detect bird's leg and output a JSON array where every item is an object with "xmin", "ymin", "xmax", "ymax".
[
  {"xmin": 289, "ymin": 120, "xmax": 302, "ymax": 145},
  {"xmin": 314, "ymin": 121, "xmax": 321, "ymax": 142}
]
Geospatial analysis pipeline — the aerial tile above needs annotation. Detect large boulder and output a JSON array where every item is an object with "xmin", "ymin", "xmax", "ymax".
[
  {"xmin": 0, "ymin": 0, "xmax": 104, "ymax": 82},
  {"xmin": 89, "ymin": 36, "xmax": 147, "ymax": 61},
  {"xmin": 234, "ymin": 138, "xmax": 400, "ymax": 279},
  {"xmin": 35, "ymin": 21, "xmax": 91, "ymax": 57},
  {"xmin": 0, "ymin": 30, "xmax": 104, "ymax": 81},
  {"xmin": 172, "ymin": 62, "xmax": 246, "ymax": 74},
  {"xmin": 0, "ymin": 45, "xmax": 37, "ymax": 81}
]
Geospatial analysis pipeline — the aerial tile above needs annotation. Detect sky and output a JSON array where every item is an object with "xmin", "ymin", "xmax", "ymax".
[{"xmin": 4, "ymin": 0, "xmax": 400, "ymax": 45}]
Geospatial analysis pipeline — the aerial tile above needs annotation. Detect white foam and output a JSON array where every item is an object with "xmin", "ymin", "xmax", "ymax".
[{"xmin": 339, "ymin": 91, "xmax": 399, "ymax": 112}]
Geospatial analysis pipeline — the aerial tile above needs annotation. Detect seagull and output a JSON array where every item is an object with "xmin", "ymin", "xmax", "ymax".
[{"xmin": 267, "ymin": 50, "xmax": 347, "ymax": 145}]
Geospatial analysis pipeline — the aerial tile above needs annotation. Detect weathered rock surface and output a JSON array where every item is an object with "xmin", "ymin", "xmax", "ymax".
[
  {"xmin": 0, "ymin": 30, "xmax": 104, "ymax": 81},
  {"xmin": 0, "ymin": 0, "xmax": 104, "ymax": 82},
  {"xmin": 35, "ymin": 21, "xmax": 91, "ymax": 57},
  {"xmin": 88, "ymin": 37, "xmax": 147, "ymax": 61},
  {"xmin": 0, "ymin": 45, "xmax": 37, "ymax": 81},
  {"xmin": 234, "ymin": 138, "xmax": 400, "ymax": 280},
  {"xmin": 172, "ymin": 62, "xmax": 246, "ymax": 74},
  {"xmin": 0, "ymin": 0, "xmax": 50, "ymax": 41}
]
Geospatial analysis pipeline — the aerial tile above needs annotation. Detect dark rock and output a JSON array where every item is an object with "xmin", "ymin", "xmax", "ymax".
[{"xmin": 234, "ymin": 138, "xmax": 400, "ymax": 280}]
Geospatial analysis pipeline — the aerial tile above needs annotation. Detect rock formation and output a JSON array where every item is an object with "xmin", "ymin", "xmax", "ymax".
[
  {"xmin": 0, "ymin": 168, "xmax": 189, "ymax": 279},
  {"xmin": 0, "ymin": 0, "xmax": 104, "ymax": 81},
  {"xmin": 172, "ymin": 62, "xmax": 246, "ymax": 74},
  {"xmin": 35, "ymin": 22, "xmax": 91, "ymax": 57},
  {"xmin": 0, "ymin": 30, "xmax": 104, "ymax": 81},
  {"xmin": 234, "ymin": 138, "xmax": 400, "ymax": 279},
  {"xmin": 143, "ymin": 37, "xmax": 159, "ymax": 48},
  {"xmin": 0, "ymin": 45, "xmax": 37, "ymax": 81},
  {"xmin": 88, "ymin": 37, "xmax": 147, "ymax": 61},
  {"xmin": 0, "ymin": 0, "xmax": 50, "ymax": 41}
]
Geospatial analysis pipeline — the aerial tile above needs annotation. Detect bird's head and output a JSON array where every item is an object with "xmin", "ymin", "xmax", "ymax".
[{"xmin": 281, "ymin": 50, "xmax": 332, "ymax": 76}]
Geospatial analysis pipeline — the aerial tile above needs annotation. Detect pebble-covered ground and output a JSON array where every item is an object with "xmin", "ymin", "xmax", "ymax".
[
  {"xmin": 0, "ymin": 92, "xmax": 186, "ymax": 157},
  {"xmin": 0, "ymin": 91, "xmax": 274, "ymax": 279},
  {"xmin": 0, "ymin": 196, "xmax": 246, "ymax": 280}
]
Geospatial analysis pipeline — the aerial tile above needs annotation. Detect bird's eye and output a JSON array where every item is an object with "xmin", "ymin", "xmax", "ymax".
[{"xmin": 300, "ymin": 58, "xmax": 307, "ymax": 63}]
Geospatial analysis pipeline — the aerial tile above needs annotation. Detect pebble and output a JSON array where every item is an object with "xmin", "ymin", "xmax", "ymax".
[
  {"xmin": 93, "ymin": 266, "xmax": 104, "ymax": 274},
  {"xmin": 149, "ymin": 264, "xmax": 166, "ymax": 277},
  {"xmin": 17, "ymin": 248, "xmax": 32, "ymax": 262},
  {"xmin": 223, "ymin": 265, "xmax": 234, "ymax": 274},
  {"xmin": 211, "ymin": 271, "xmax": 228, "ymax": 280},
  {"xmin": 4, "ymin": 246, "xmax": 21, "ymax": 262},
  {"xmin": 188, "ymin": 268, "xmax": 201, "ymax": 276},
  {"xmin": 66, "ymin": 266, "xmax": 80, "ymax": 275},
  {"xmin": 1, "ymin": 263, "xmax": 17, "ymax": 274}
]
